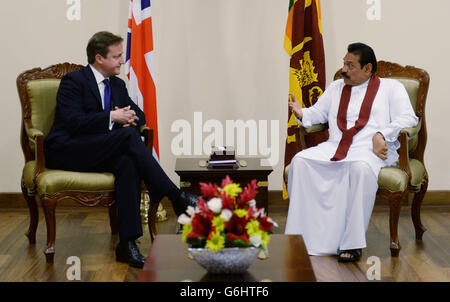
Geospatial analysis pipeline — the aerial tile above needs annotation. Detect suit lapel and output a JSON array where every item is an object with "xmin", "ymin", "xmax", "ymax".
[{"xmin": 82, "ymin": 66, "xmax": 103, "ymax": 110}]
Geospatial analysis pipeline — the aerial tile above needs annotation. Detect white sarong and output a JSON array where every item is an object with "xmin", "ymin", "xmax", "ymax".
[
  {"xmin": 285, "ymin": 157, "xmax": 377, "ymax": 255},
  {"xmin": 284, "ymin": 77, "xmax": 418, "ymax": 255}
]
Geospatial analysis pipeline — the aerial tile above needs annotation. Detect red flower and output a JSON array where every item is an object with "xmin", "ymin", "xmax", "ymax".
[
  {"xmin": 247, "ymin": 205, "xmax": 260, "ymax": 219},
  {"xmin": 238, "ymin": 180, "xmax": 259, "ymax": 205},
  {"xmin": 227, "ymin": 233, "xmax": 249, "ymax": 243},
  {"xmin": 225, "ymin": 213, "xmax": 248, "ymax": 236},
  {"xmin": 199, "ymin": 182, "xmax": 220, "ymax": 199},
  {"xmin": 191, "ymin": 213, "xmax": 213, "ymax": 237},
  {"xmin": 258, "ymin": 216, "xmax": 273, "ymax": 232},
  {"xmin": 196, "ymin": 197, "xmax": 211, "ymax": 214},
  {"xmin": 186, "ymin": 232, "xmax": 202, "ymax": 240},
  {"xmin": 207, "ymin": 226, "xmax": 217, "ymax": 240},
  {"xmin": 221, "ymin": 175, "xmax": 233, "ymax": 188},
  {"xmin": 220, "ymin": 192, "xmax": 235, "ymax": 211},
  {"xmin": 236, "ymin": 197, "xmax": 248, "ymax": 209}
]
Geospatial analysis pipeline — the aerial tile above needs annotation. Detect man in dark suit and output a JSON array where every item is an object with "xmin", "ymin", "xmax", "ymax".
[{"xmin": 44, "ymin": 31, "xmax": 198, "ymax": 268}]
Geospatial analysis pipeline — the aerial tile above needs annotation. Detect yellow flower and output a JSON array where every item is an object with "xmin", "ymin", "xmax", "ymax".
[
  {"xmin": 205, "ymin": 232, "xmax": 225, "ymax": 252},
  {"xmin": 234, "ymin": 209, "xmax": 249, "ymax": 219},
  {"xmin": 222, "ymin": 183, "xmax": 242, "ymax": 198},
  {"xmin": 212, "ymin": 216, "xmax": 225, "ymax": 233},
  {"xmin": 261, "ymin": 231, "xmax": 271, "ymax": 249},
  {"xmin": 181, "ymin": 223, "xmax": 193, "ymax": 243},
  {"xmin": 245, "ymin": 220, "xmax": 260, "ymax": 236}
]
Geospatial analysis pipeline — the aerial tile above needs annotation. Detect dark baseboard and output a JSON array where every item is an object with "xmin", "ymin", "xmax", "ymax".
[
  {"xmin": 269, "ymin": 190, "xmax": 450, "ymax": 206},
  {"xmin": 1, "ymin": 190, "xmax": 448, "ymax": 209},
  {"xmin": 270, "ymin": 190, "xmax": 450, "ymax": 207}
]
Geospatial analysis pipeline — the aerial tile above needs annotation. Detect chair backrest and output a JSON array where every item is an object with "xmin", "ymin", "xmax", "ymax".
[
  {"xmin": 334, "ymin": 61, "xmax": 430, "ymax": 161},
  {"xmin": 17, "ymin": 63, "xmax": 84, "ymax": 162}
]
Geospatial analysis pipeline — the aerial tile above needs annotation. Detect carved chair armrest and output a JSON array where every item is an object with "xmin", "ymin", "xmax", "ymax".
[
  {"xmin": 139, "ymin": 125, "xmax": 150, "ymax": 133},
  {"xmin": 32, "ymin": 134, "xmax": 46, "ymax": 187},
  {"xmin": 25, "ymin": 127, "xmax": 44, "ymax": 145},
  {"xmin": 298, "ymin": 123, "xmax": 329, "ymax": 150},
  {"xmin": 397, "ymin": 131, "xmax": 412, "ymax": 182},
  {"xmin": 396, "ymin": 119, "xmax": 422, "ymax": 183},
  {"xmin": 302, "ymin": 123, "xmax": 329, "ymax": 134},
  {"xmin": 139, "ymin": 126, "xmax": 154, "ymax": 152},
  {"xmin": 24, "ymin": 125, "xmax": 47, "ymax": 185},
  {"xmin": 401, "ymin": 119, "xmax": 422, "ymax": 139}
]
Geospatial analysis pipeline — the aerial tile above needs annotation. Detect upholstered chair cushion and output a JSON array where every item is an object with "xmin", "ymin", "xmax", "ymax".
[
  {"xmin": 408, "ymin": 159, "xmax": 426, "ymax": 187},
  {"xmin": 23, "ymin": 161, "xmax": 115, "ymax": 195},
  {"xmin": 36, "ymin": 169, "xmax": 115, "ymax": 195},
  {"xmin": 26, "ymin": 79, "xmax": 60, "ymax": 151},
  {"xmin": 377, "ymin": 167, "xmax": 409, "ymax": 193},
  {"xmin": 23, "ymin": 160, "xmax": 37, "ymax": 190}
]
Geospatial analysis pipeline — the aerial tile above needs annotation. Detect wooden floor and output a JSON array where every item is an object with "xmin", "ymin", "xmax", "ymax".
[{"xmin": 0, "ymin": 197, "xmax": 448, "ymax": 282}]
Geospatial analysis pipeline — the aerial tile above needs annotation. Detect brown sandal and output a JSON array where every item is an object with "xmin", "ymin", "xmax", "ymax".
[{"xmin": 338, "ymin": 248, "xmax": 362, "ymax": 262}]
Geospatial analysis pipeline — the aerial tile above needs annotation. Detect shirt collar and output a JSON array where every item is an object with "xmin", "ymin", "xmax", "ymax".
[
  {"xmin": 355, "ymin": 77, "xmax": 371, "ymax": 88},
  {"xmin": 89, "ymin": 64, "xmax": 109, "ymax": 85}
]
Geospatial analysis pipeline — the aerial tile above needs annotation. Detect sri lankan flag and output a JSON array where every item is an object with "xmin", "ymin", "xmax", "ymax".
[{"xmin": 283, "ymin": 0, "xmax": 327, "ymax": 199}]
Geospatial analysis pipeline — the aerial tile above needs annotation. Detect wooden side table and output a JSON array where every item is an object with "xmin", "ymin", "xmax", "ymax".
[{"xmin": 175, "ymin": 157, "xmax": 273, "ymax": 213}]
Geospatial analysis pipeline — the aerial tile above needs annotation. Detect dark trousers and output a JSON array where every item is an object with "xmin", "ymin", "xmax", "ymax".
[{"xmin": 46, "ymin": 127, "xmax": 179, "ymax": 241}]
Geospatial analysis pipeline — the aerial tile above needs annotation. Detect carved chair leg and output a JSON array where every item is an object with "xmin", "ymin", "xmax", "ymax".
[
  {"xmin": 21, "ymin": 181, "xmax": 38, "ymax": 244},
  {"xmin": 108, "ymin": 203, "xmax": 118, "ymax": 235},
  {"xmin": 388, "ymin": 193, "xmax": 404, "ymax": 257},
  {"xmin": 41, "ymin": 195, "xmax": 56, "ymax": 263},
  {"xmin": 411, "ymin": 174, "xmax": 428, "ymax": 241},
  {"xmin": 148, "ymin": 201, "xmax": 159, "ymax": 242}
]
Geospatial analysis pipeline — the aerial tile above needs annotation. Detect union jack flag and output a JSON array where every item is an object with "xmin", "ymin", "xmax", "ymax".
[{"xmin": 126, "ymin": 0, "xmax": 159, "ymax": 160}]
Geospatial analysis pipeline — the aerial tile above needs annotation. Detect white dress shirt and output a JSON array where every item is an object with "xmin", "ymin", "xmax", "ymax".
[{"xmin": 89, "ymin": 64, "xmax": 114, "ymax": 130}]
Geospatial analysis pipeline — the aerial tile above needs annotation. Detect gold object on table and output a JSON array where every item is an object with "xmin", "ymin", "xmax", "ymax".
[
  {"xmin": 258, "ymin": 248, "xmax": 269, "ymax": 260},
  {"xmin": 198, "ymin": 160, "xmax": 207, "ymax": 167},
  {"xmin": 140, "ymin": 192, "xmax": 168, "ymax": 224},
  {"xmin": 156, "ymin": 203, "xmax": 168, "ymax": 222},
  {"xmin": 180, "ymin": 181, "xmax": 191, "ymax": 188},
  {"xmin": 257, "ymin": 181, "xmax": 268, "ymax": 187}
]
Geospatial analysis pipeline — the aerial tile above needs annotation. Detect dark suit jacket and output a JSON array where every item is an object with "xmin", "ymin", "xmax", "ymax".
[{"xmin": 45, "ymin": 66, "xmax": 146, "ymax": 151}]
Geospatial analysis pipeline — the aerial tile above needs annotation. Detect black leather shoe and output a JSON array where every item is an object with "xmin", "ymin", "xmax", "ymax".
[
  {"xmin": 115, "ymin": 241, "xmax": 146, "ymax": 269},
  {"xmin": 172, "ymin": 191, "xmax": 199, "ymax": 217}
]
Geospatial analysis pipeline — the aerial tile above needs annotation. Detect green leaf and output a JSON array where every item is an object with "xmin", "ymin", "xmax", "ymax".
[
  {"xmin": 225, "ymin": 239, "xmax": 251, "ymax": 248},
  {"xmin": 187, "ymin": 238, "xmax": 206, "ymax": 248}
]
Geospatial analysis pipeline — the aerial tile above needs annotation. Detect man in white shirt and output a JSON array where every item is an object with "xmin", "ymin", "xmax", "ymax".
[{"xmin": 285, "ymin": 43, "xmax": 418, "ymax": 262}]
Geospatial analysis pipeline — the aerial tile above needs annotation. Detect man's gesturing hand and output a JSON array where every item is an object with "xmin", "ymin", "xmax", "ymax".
[
  {"xmin": 373, "ymin": 132, "xmax": 388, "ymax": 160},
  {"xmin": 111, "ymin": 106, "xmax": 140, "ymax": 127},
  {"xmin": 288, "ymin": 93, "xmax": 303, "ymax": 120}
]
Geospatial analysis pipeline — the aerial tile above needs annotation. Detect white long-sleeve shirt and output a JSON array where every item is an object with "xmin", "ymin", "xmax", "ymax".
[{"xmin": 295, "ymin": 77, "xmax": 418, "ymax": 177}]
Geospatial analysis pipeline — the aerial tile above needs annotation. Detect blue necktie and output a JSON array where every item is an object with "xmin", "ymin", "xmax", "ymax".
[{"xmin": 103, "ymin": 79, "xmax": 111, "ymax": 112}]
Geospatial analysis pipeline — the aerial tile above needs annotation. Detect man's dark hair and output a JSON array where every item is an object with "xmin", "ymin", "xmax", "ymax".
[
  {"xmin": 86, "ymin": 31, "xmax": 123, "ymax": 64},
  {"xmin": 347, "ymin": 42, "xmax": 377, "ymax": 73}
]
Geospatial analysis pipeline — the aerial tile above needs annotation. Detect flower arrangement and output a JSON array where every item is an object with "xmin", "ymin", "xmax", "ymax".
[{"xmin": 178, "ymin": 176, "xmax": 278, "ymax": 253}]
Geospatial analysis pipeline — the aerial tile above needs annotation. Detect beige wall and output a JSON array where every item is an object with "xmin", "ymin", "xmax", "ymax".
[{"xmin": 1, "ymin": 0, "xmax": 449, "ymax": 193}]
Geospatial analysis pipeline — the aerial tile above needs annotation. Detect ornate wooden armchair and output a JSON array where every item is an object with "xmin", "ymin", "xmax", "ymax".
[
  {"xmin": 17, "ymin": 63, "xmax": 156, "ymax": 263},
  {"xmin": 284, "ymin": 61, "xmax": 430, "ymax": 257}
]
